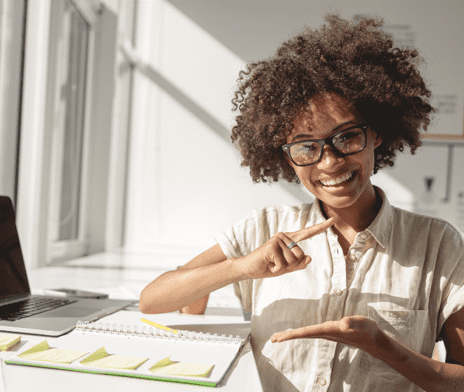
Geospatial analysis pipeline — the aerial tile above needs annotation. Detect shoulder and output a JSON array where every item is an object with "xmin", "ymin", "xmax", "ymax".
[
  {"xmin": 390, "ymin": 206, "xmax": 464, "ymax": 253},
  {"xmin": 237, "ymin": 203, "xmax": 313, "ymax": 230},
  {"xmin": 392, "ymin": 206, "xmax": 462, "ymax": 236},
  {"xmin": 243, "ymin": 203, "xmax": 312, "ymax": 221},
  {"xmin": 227, "ymin": 203, "xmax": 314, "ymax": 240},
  {"xmin": 217, "ymin": 203, "xmax": 314, "ymax": 259}
]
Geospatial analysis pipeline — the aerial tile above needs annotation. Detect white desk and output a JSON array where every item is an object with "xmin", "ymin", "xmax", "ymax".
[
  {"xmin": 0, "ymin": 253, "xmax": 263, "ymax": 391},
  {"xmin": 1, "ymin": 315, "xmax": 262, "ymax": 392}
]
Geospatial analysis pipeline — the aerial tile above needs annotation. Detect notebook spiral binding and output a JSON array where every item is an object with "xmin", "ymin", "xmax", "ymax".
[{"xmin": 75, "ymin": 321, "xmax": 243, "ymax": 344}]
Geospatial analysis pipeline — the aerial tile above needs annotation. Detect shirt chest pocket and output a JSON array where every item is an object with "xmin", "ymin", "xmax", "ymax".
[{"xmin": 358, "ymin": 306, "xmax": 431, "ymax": 382}]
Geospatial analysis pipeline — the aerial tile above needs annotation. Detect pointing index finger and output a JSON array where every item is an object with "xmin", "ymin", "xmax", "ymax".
[{"xmin": 288, "ymin": 217, "xmax": 335, "ymax": 243}]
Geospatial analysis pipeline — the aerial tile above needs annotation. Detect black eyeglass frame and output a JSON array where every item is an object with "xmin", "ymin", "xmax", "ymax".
[{"xmin": 281, "ymin": 123, "xmax": 369, "ymax": 167}]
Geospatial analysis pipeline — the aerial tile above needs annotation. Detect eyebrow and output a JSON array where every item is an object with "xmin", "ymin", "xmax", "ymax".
[{"xmin": 291, "ymin": 120, "xmax": 360, "ymax": 142}]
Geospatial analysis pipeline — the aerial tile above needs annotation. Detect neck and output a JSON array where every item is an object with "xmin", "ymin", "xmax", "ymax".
[{"xmin": 321, "ymin": 185, "xmax": 381, "ymax": 233}]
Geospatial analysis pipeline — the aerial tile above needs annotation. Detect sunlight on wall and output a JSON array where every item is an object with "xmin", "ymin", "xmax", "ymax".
[
  {"xmin": 125, "ymin": 1, "xmax": 308, "ymax": 257},
  {"xmin": 161, "ymin": 2, "xmax": 245, "ymax": 128}
]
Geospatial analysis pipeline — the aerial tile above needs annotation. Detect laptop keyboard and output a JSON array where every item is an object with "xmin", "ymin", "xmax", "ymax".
[{"xmin": 0, "ymin": 297, "xmax": 78, "ymax": 321}]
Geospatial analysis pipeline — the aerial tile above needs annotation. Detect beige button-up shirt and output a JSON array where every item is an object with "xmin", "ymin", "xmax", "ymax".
[{"xmin": 215, "ymin": 187, "xmax": 464, "ymax": 392}]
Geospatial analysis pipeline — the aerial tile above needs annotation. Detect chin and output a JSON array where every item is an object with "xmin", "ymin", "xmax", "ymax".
[
  {"xmin": 304, "ymin": 180, "xmax": 368, "ymax": 211},
  {"xmin": 318, "ymin": 194, "xmax": 361, "ymax": 211}
]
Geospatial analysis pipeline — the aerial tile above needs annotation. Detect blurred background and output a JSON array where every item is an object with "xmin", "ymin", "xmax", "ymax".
[{"xmin": 1, "ymin": 0, "xmax": 463, "ymax": 271}]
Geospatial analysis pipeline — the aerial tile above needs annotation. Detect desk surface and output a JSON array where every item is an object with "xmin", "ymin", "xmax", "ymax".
[
  {"xmin": 0, "ymin": 252, "xmax": 263, "ymax": 391},
  {"xmin": 1, "ymin": 322, "xmax": 262, "ymax": 392}
]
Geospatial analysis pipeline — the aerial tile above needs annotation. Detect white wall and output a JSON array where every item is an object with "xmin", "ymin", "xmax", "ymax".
[{"xmin": 123, "ymin": 0, "xmax": 464, "ymax": 267}]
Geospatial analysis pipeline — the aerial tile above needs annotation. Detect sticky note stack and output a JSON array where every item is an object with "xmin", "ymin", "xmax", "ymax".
[
  {"xmin": 150, "ymin": 356, "xmax": 214, "ymax": 378},
  {"xmin": 18, "ymin": 340, "xmax": 88, "ymax": 364},
  {"xmin": 0, "ymin": 334, "xmax": 21, "ymax": 351},
  {"xmin": 81, "ymin": 346, "xmax": 148, "ymax": 370}
]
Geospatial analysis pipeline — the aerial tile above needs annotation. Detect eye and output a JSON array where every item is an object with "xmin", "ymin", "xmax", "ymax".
[
  {"xmin": 337, "ymin": 130, "xmax": 362, "ymax": 142},
  {"xmin": 291, "ymin": 142, "xmax": 319, "ymax": 158}
]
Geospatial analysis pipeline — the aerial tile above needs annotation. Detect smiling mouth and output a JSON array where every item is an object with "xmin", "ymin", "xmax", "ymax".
[{"xmin": 319, "ymin": 171, "xmax": 355, "ymax": 187}]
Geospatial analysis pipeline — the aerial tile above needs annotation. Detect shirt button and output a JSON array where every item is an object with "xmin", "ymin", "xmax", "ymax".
[
  {"xmin": 334, "ymin": 289, "xmax": 343, "ymax": 296},
  {"xmin": 318, "ymin": 377, "xmax": 327, "ymax": 386},
  {"xmin": 360, "ymin": 233, "xmax": 369, "ymax": 240},
  {"xmin": 348, "ymin": 253, "xmax": 356, "ymax": 261}
]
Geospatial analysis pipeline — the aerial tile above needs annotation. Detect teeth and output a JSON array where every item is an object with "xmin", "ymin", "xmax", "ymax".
[{"xmin": 320, "ymin": 171, "xmax": 354, "ymax": 186}]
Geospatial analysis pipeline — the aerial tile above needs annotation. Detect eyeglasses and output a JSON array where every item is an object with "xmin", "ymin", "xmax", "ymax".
[{"xmin": 282, "ymin": 123, "xmax": 369, "ymax": 167}]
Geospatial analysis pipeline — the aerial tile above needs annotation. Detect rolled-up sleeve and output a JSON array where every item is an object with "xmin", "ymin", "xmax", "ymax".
[{"xmin": 436, "ymin": 225, "xmax": 464, "ymax": 337}]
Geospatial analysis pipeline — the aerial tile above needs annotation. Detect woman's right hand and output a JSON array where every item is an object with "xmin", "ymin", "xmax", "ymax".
[{"xmin": 235, "ymin": 218, "xmax": 335, "ymax": 279}]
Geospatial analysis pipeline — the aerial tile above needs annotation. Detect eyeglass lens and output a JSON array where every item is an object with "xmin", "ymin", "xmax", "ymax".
[{"xmin": 289, "ymin": 127, "xmax": 366, "ymax": 166}]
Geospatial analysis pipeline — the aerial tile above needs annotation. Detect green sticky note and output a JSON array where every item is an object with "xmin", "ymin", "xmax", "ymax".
[
  {"xmin": 19, "ymin": 340, "xmax": 88, "ymax": 364},
  {"xmin": 81, "ymin": 346, "xmax": 148, "ymax": 370}
]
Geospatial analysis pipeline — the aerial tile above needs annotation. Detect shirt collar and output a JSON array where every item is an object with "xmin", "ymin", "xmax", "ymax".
[
  {"xmin": 308, "ymin": 186, "xmax": 393, "ymax": 248},
  {"xmin": 366, "ymin": 186, "xmax": 393, "ymax": 248}
]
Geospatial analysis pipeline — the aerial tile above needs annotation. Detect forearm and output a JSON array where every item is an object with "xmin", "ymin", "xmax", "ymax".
[
  {"xmin": 375, "ymin": 333, "xmax": 464, "ymax": 391},
  {"xmin": 139, "ymin": 257, "xmax": 243, "ymax": 314}
]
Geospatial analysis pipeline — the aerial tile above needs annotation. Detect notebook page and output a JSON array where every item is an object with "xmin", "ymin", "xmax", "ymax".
[
  {"xmin": 150, "ymin": 361, "xmax": 214, "ymax": 377},
  {"xmin": 55, "ymin": 329, "xmax": 243, "ymax": 379}
]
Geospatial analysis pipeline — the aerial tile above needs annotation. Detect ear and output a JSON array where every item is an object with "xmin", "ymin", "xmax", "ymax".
[{"xmin": 373, "ymin": 132, "xmax": 383, "ymax": 149}]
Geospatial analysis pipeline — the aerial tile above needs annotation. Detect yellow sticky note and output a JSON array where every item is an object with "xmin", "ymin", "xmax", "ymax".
[
  {"xmin": 149, "ymin": 356, "xmax": 175, "ymax": 372},
  {"xmin": 19, "ymin": 340, "xmax": 88, "ymax": 364},
  {"xmin": 81, "ymin": 346, "xmax": 147, "ymax": 370},
  {"xmin": 149, "ymin": 357, "xmax": 213, "ymax": 378},
  {"xmin": 0, "ymin": 334, "xmax": 21, "ymax": 351},
  {"xmin": 151, "ymin": 362, "xmax": 214, "ymax": 378}
]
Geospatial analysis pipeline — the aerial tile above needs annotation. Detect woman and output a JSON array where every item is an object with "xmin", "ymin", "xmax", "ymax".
[{"xmin": 140, "ymin": 14, "xmax": 464, "ymax": 391}]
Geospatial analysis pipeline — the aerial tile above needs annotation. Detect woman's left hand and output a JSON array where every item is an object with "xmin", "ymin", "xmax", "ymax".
[{"xmin": 271, "ymin": 316, "xmax": 386, "ymax": 358}]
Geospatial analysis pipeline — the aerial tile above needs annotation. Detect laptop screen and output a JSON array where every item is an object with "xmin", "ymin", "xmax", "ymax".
[{"xmin": 0, "ymin": 197, "xmax": 30, "ymax": 301}]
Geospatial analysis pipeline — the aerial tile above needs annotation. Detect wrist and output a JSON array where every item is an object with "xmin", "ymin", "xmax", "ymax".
[
  {"xmin": 228, "ymin": 256, "xmax": 251, "ymax": 281},
  {"xmin": 371, "ymin": 330, "xmax": 460, "ymax": 392},
  {"xmin": 369, "ymin": 329, "xmax": 408, "ymax": 363}
]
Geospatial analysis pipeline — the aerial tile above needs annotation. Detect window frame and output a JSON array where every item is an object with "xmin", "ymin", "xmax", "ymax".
[
  {"xmin": 17, "ymin": 0, "xmax": 133, "ymax": 268},
  {"xmin": 47, "ymin": 0, "xmax": 95, "ymax": 262},
  {"xmin": 0, "ymin": 0, "xmax": 25, "ymax": 203}
]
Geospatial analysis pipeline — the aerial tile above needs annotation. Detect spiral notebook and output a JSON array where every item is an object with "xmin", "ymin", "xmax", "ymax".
[{"xmin": 5, "ymin": 320, "xmax": 250, "ymax": 387}]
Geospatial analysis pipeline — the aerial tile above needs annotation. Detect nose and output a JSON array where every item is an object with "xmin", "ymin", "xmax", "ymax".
[{"xmin": 316, "ymin": 145, "xmax": 345, "ymax": 170}]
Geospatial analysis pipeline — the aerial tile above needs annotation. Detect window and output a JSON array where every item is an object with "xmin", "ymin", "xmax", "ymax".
[
  {"xmin": 18, "ymin": 0, "xmax": 133, "ymax": 268},
  {"xmin": 48, "ymin": 0, "xmax": 92, "ymax": 261},
  {"xmin": 0, "ymin": 0, "xmax": 25, "ymax": 202}
]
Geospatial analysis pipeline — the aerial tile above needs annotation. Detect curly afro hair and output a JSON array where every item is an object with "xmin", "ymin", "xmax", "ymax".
[{"xmin": 231, "ymin": 13, "xmax": 435, "ymax": 183}]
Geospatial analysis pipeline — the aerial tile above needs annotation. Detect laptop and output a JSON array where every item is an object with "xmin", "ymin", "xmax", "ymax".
[{"xmin": 0, "ymin": 196, "xmax": 136, "ymax": 336}]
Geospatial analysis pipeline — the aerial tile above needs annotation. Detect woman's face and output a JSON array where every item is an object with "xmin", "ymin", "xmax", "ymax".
[{"xmin": 285, "ymin": 92, "xmax": 382, "ymax": 213}]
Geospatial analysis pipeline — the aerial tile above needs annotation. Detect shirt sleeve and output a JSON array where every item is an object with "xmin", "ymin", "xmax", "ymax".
[
  {"xmin": 214, "ymin": 205, "xmax": 306, "ymax": 314},
  {"xmin": 214, "ymin": 209, "xmax": 274, "ymax": 314},
  {"xmin": 436, "ymin": 224, "xmax": 464, "ymax": 338}
]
